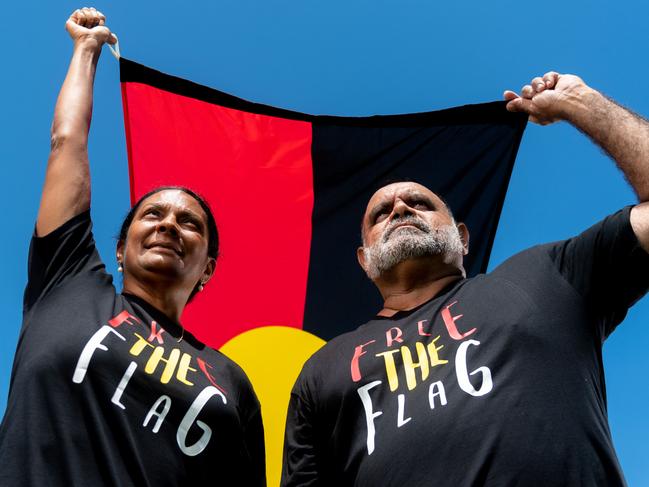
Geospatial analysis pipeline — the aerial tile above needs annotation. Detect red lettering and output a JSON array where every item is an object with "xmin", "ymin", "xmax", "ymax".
[
  {"xmin": 386, "ymin": 327, "xmax": 404, "ymax": 347},
  {"xmin": 147, "ymin": 320, "xmax": 165, "ymax": 344},
  {"xmin": 196, "ymin": 357, "xmax": 227, "ymax": 396},
  {"xmin": 417, "ymin": 320, "xmax": 432, "ymax": 336},
  {"xmin": 350, "ymin": 340, "xmax": 376, "ymax": 382},
  {"xmin": 441, "ymin": 301, "xmax": 476, "ymax": 340},
  {"xmin": 108, "ymin": 310, "xmax": 141, "ymax": 328}
]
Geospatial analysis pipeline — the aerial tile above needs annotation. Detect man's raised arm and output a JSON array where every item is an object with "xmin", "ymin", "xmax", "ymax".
[{"xmin": 504, "ymin": 72, "xmax": 649, "ymax": 250}]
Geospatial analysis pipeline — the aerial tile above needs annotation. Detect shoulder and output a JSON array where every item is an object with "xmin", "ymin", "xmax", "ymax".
[
  {"xmin": 489, "ymin": 242, "xmax": 558, "ymax": 278},
  {"xmin": 302, "ymin": 322, "xmax": 373, "ymax": 370},
  {"xmin": 293, "ymin": 320, "xmax": 378, "ymax": 399},
  {"xmin": 206, "ymin": 347, "xmax": 256, "ymax": 392}
]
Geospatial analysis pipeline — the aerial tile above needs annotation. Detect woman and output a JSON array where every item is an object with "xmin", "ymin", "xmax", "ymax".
[{"xmin": 0, "ymin": 8, "xmax": 265, "ymax": 486}]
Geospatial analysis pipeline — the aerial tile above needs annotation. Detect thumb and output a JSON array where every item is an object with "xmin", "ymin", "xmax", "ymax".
[{"xmin": 505, "ymin": 97, "xmax": 533, "ymax": 114}]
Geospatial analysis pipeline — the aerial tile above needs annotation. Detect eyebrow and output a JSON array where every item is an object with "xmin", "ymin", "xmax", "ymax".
[
  {"xmin": 368, "ymin": 202, "xmax": 391, "ymax": 223},
  {"xmin": 367, "ymin": 192, "xmax": 436, "ymax": 222},
  {"xmin": 141, "ymin": 203, "xmax": 205, "ymax": 227},
  {"xmin": 405, "ymin": 192, "xmax": 434, "ymax": 204}
]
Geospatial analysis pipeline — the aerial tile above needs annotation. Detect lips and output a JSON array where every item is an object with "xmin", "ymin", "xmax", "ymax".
[
  {"xmin": 146, "ymin": 240, "xmax": 183, "ymax": 256},
  {"xmin": 384, "ymin": 219, "xmax": 429, "ymax": 240}
]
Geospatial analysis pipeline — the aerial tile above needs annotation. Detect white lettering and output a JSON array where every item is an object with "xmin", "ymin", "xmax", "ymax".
[
  {"xmin": 111, "ymin": 361, "xmax": 138, "ymax": 410},
  {"xmin": 397, "ymin": 393, "xmax": 411, "ymax": 427},
  {"xmin": 357, "ymin": 380, "xmax": 383, "ymax": 455},
  {"xmin": 72, "ymin": 325, "xmax": 125, "ymax": 384},
  {"xmin": 455, "ymin": 339, "xmax": 493, "ymax": 397},
  {"xmin": 143, "ymin": 395, "xmax": 172, "ymax": 433},
  {"xmin": 176, "ymin": 386, "xmax": 226, "ymax": 457},
  {"xmin": 428, "ymin": 381, "xmax": 447, "ymax": 409}
]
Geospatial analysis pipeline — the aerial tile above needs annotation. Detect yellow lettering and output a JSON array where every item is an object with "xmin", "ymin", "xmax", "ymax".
[
  {"xmin": 401, "ymin": 342, "xmax": 430, "ymax": 391},
  {"xmin": 145, "ymin": 347, "xmax": 181, "ymax": 384},
  {"xmin": 176, "ymin": 353, "xmax": 197, "ymax": 386},
  {"xmin": 130, "ymin": 333, "xmax": 155, "ymax": 356},
  {"xmin": 427, "ymin": 335, "xmax": 448, "ymax": 367},
  {"xmin": 376, "ymin": 350, "xmax": 400, "ymax": 391}
]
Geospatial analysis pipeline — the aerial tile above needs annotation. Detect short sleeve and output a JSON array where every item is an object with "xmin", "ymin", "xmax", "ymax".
[
  {"xmin": 241, "ymin": 407, "xmax": 266, "ymax": 487},
  {"xmin": 239, "ymin": 385, "xmax": 266, "ymax": 487},
  {"xmin": 547, "ymin": 206, "xmax": 649, "ymax": 334},
  {"xmin": 24, "ymin": 210, "xmax": 104, "ymax": 311},
  {"xmin": 281, "ymin": 366, "xmax": 323, "ymax": 487}
]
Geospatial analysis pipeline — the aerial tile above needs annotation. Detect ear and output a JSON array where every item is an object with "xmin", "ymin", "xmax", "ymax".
[
  {"xmin": 116, "ymin": 240, "xmax": 125, "ymax": 264},
  {"xmin": 457, "ymin": 222, "xmax": 470, "ymax": 255},
  {"xmin": 356, "ymin": 246, "xmax": 368, "ymax": 272},
  {"xmin": 201, "ymin": 257, "xmax": 217, "ymax": 285}
]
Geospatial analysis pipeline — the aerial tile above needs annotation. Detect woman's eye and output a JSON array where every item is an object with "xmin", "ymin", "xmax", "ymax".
[{"xmin": 180, "ymin": 218, "xmax": 201, "ymax": 230}]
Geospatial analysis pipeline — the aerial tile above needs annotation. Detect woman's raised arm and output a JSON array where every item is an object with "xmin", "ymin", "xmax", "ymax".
[{"xmin": 37, "ymin": 8, "xmax": 116, "ymax": 236}]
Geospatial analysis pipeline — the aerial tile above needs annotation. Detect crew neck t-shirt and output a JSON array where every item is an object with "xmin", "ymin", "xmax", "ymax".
[
  {"xmin": 0, "ymin": 211, "xmax": 265, "ymax": 486},
  {"xmin": 282, "ymin": 207, "xmax": 649, "ymax": 487}
]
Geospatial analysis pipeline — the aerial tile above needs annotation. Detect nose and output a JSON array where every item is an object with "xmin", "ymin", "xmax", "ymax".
[
  {"xmin": 392, "ymin": 198, "xmax": 415, "ymax": 219},
  {"xmin": 156, "ymin": 214, "xmax": 179, "ymax": 237}
]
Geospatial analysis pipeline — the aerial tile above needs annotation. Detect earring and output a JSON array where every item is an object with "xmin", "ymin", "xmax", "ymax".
[
  {"xmin": 117, "ymin": 262, "xmax": 123, "ymax": 273},
  {"xmin": 198, "ymin": 281, "xmax": 205, "ymax": 292}
]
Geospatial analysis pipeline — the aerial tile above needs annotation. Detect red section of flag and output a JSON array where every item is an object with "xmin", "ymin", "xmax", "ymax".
[{"xmin": 121, "ymin": 82, "xmax": 313, "ymax": 348}]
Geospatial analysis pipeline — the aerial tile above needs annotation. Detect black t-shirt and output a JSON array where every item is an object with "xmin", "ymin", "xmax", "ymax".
[
  {"xmin": 0, "ymin": 211, "xmax": 265, "ymax": 486},
  {"xmin": 282, "ymin": 207, "xmax": 649, "ymax": 487}
]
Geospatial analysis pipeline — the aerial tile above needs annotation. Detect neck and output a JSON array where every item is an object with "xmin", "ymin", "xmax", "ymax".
[
  {"xmin": 374, "ymin": 257, "xmax": 464, "ymax": 317},
  {"xmin": 122, "ymin": 277, "xmax": 189, "ymax": 323}
]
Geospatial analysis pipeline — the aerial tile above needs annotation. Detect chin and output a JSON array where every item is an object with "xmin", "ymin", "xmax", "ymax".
[{"xmin": 137, "ymin": 257, "xmax": 184, "ymax": 279}]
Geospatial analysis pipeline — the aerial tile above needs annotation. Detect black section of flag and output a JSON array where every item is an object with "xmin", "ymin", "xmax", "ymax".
[{"xmin": 304, "ymin": 107, "xmax": 527, "ymax": 339}]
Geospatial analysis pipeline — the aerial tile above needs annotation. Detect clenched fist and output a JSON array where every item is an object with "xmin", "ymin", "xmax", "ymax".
[
  {"xmin": 504, "ymin": 71, "xmax": 593, "ymax": 125},
  {"xmin": 66, "ymin": 7, "xmax": 116, "ymax": 50}
]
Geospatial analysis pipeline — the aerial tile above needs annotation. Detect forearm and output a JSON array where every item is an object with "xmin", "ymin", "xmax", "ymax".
[
  {"xmin": 37, "ymin": 41, "xmax": 101, "ymax": 236},
  {"xmin": 51, "ymin": 42, "xmax": 100, "ymax": 147},
  {"xmin": 563, "ymin": 87, "xmax": 649, "ymax": 202}
]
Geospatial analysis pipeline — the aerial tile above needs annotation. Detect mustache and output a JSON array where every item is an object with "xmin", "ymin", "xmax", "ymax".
[{"xmin": 382, "ymin": 216, "xmax": 431, "ymax": 242}]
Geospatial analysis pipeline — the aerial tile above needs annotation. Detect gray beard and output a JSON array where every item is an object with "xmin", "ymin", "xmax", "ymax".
[{"xmin": 362, "ymin": 218, "xmax": 464, "ymax": 280}]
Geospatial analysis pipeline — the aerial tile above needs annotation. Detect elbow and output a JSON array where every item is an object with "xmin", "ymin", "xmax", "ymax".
[{"xmin": 49, "ymin": 129, "xmax": 87, "ymax": 153}]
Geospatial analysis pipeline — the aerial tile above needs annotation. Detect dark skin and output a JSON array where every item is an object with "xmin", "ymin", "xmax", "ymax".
[
  {"xmin": 357, "ymin": 182, "xmax": 469, "ymax": 317},
  {"xmin": 116, "ymin": 190, "xmax": 215, "ymax": 322},
  {"xmin": 358, "ymin": 72, "xmax": 649, "ymax": 319},
  {"xmin": 40, "ymin": 9, "xmax": 214, "ymax": 322}
]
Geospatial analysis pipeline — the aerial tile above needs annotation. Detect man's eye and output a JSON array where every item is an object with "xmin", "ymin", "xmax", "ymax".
[
  {"xmin": 144, "ymin": 209, "xmax": 160, "ymax": 217},
  {"xmin": 414, "ymin": 203, "xmax": 429, "ymax": 210},
  {"xmin": 375, "ymin": 212, "xmax": 389, "ymax": 223}
]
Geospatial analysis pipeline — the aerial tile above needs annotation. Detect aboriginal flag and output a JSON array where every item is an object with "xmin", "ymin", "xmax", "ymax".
[{"xmin": 119, "ymin": 57, "xmax": 527, "ymax": 483}]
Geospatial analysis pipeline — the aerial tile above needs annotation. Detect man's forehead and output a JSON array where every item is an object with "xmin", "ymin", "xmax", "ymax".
[{"xmin": 366, "ymin": 182, "xmax": 442, "ymax": 209}]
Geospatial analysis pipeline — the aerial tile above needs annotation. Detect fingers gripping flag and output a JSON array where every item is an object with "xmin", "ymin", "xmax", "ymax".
[{"xmin": 119, "ymin": 58, "xmax": 527, "ymax": 484}]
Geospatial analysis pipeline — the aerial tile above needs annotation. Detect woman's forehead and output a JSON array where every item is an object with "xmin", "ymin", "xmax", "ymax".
[{"xmin": 139, "ymin": 189, "xmax": 207, "ymax": 218}]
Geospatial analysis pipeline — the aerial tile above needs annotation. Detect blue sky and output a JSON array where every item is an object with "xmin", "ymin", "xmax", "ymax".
[{"xmin": 1, "ymin": 1, "xmax": 648, "ymax": 484}]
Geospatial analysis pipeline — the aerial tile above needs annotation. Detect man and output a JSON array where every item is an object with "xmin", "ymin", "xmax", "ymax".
[{"xmin": 281, "ymin": 72, "xmax": 649, "ymax": 486}]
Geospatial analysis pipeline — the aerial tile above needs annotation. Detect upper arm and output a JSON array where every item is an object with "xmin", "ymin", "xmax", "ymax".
[
  {"xmin": 25, "ymin": 210, "xmax": 101, "ymax": 310},
  {"xmin": 630, "ymin": 201, "xmax": 649, "ymax": 252},
  {"xmin": 548, "ymin": 207, "xmax": 649, "ymax": 334},
  {"xmin": 281, "ymin": 389, "xmax": 322, "ymax": 487},
  {"xmin": 36, "ymin": 138, "xmax": 91, "ymax": 237}
]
